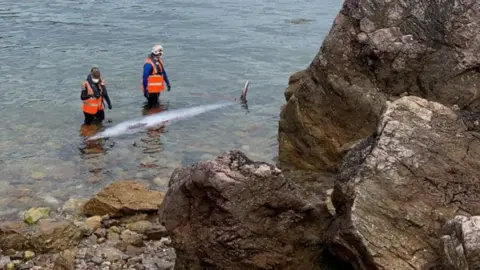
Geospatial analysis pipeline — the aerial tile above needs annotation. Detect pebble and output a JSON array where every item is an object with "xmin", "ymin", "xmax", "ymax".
[
  {"xmin": 92, "ymin": 256, "xmax": 103, "ymax": 264},
  {"xmin": 108, "ymin": 231, "xmax": 121, "ymax": 242},
  {"xmin": 95, "ymin": 228, "xmax": 107, "ymax": 238},
  {"xmin": 1, "ymin": 211, "xmax": 176, "ymax": 269},
  {"xmin": 5, "ymin": 262, "xmax": 14, "ymax": 270},
  {"xmin": 109, "ymin": 226, "xmax": 121, "ymax": 234},
  {"xmin": 127, "ymin": 256, "xmax": 142, "ymax": 265},
  {"xmin": 86, "ymin": 215, "xmax": 103, "ymax": 231},
  {"xmin": 126, "ymin": 220, "xmax": 152, "ymax": 234},
  {"xmin": 24, "ymin": 250, "xmax": 35, "ymax": 260},
  {"xmin": 120, "ymin": 230, "xmax": 144, "ymax": 247},
  {"xmin": 0, "ymin": 256, "xmax": 11, "ymax": 268},
  {"xmin": 17, "ymin": 264, "xmax": 31, "ymax": 270}
]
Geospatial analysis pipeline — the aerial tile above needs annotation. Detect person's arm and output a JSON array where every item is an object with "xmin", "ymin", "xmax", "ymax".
[
  {"xmin": 143, "ymin": 63, "xmax": 152, "ymax": 94},
  {"xmin": 102, "ymin": 83, "xmax": 112, "ymax": 109},
  {"xmin": 80, "ymin": 82, "xmax": 90, "ymax": 100},
  {"xmin": 162, "ymin": 65, "xmax": 171, "ymax": 90}
]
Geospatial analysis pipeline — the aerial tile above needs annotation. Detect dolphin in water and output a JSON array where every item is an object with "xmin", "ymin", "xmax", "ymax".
[{"xmin": 87, "ymin": 80, "xmax": 249, "ymax": 141}]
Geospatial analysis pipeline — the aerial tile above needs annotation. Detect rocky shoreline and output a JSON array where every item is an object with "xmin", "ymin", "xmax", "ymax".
[
  {"xmin": 3, "ymin": 0, "xmax": 480, "ymax": 269},
  {"xmin": 0, "ymin": 181, "xmax": 176, "ymax": 270}
]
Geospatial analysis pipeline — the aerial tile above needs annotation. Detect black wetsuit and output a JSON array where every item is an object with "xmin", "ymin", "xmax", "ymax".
[{"xmin": 81, "ymin": 74, "xmax": 112, "ymax": 124}]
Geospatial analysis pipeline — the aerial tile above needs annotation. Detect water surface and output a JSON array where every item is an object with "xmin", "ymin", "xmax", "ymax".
[{"xmin": 0, "ymin": 0, "xmax": 341, "ymax": 219}]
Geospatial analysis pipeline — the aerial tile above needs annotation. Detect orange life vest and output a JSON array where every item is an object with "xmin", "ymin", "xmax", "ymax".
[
  {"xmin": 144, "ymin": 57, "xmax": 165, "ymax": 93},
  {"xmin": 82, "ymin": 77, "xmax": 105, "ymax": 114}
]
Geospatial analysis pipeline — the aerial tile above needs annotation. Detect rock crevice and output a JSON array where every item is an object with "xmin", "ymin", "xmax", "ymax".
[
  {"xmin": 278, "ymin": 0, "xmax": 480, "ymax": 171},
  {"xmin": 159, "ymin": 150, "xmax": 334, "ymax": 270},
  {"xmin": 327, "ymin": 96, "xmax": 480, "ymax": 269}
]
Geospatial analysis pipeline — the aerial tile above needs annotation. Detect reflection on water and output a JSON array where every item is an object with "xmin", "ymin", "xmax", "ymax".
[
  {"xmin": 79, "ymin": 122, "xmax": 106, "ymax": 155},
  {"xmin": 136, "ymin": 101, "xmax": 169, "ymax": 154}
]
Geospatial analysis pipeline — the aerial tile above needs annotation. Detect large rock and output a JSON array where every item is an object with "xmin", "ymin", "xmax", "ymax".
[
  {"xmin": 0, "ymin": 219, "xmax": 83, "ymax": 253},
  {"xmin": 0, "ymin": 221, "xmax": 31, "ymax": 251},
  {"xmin": 159, "ymin": 150, "xmax": 334, "ymax": 270},
  {"xmin": 326, "ymin": 96, "xmax": 480, "ymax": 269},
  {"xmin": 278, "ymin": 0, "xmax": 480, "ymax": 171},
  {"xmin": 83, "ymin": 180, "xmax": 165, "ymax": 217},
  {"xmin": 31, "ymin": 219, "xmax": 83, "ymax": 253}
]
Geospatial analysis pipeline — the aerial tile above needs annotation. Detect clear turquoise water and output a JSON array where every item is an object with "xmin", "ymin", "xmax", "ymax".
[{"xmin": 0, "ymin": 0, "xmax": 341, "ymax": 219}]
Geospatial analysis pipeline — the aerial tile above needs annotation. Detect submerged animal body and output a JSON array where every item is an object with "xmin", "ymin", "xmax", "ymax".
[{"xmin": 87, "ymin": 81, "xmax": 249, "ymax": 140}]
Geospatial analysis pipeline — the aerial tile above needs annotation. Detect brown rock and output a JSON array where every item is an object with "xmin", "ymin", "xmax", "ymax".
[
  {"xmin": 85, "ymin": 216, "xmax": 102, "ymax": 231},
  {"xmin": 125, "ymin": 245, "xmax": 144, "ymax": 257},
  {"xmin": 94, "ymin": 228, "xmax": 106, "ymax": 238},
  {"xmin": 31, "ymin": 219, "xmax": 83, "ymax": 253},
  {"xmin": 126, "ymin": 220, "xmax": 152, "ymax": 234},
  {"xmin": 0, "ymin": 221, "xmax": 31, "ymax": 251},
  {"xmin": 120, "ymin": 230, "xmax": 143, "ymax": 247},
  {"xmin": 159, "ymin": 150, "xmax": 333, "ymax": 270},
  {"xmin": 83, "ymin": 180, "xmax": 165, "ymax": 217},
  {"xmin": 144, "ymin": 224, "xmax": 168, "ymax": 240},
  {"xmin": 278, "ymin": 0, "xmax": 480, "ymax": 171},
  {"xmin": 108, "ymin": 231, "xmax": 120, "ymax": 242},
  {"xmin": 327, "ymin": 97, "xmax": 480, "ymax": 269}
]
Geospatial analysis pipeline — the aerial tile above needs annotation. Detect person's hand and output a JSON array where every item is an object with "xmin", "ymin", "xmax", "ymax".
[
  {"xmin": 167, "ymin": 85, "xmax": 171, "ymax": 92},
  {"xmin": 108, "ymin": 104, "xmax": 112, "ymax": 110}
]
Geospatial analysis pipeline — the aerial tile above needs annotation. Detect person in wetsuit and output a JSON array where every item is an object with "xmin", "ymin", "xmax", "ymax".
[
  {"xmin": 142, "ymin": 44, "xmax": 171, "ymax": 107},
  {"xmin": 80, "ymin": 66, "xmax": 112, "ymax": 124}
]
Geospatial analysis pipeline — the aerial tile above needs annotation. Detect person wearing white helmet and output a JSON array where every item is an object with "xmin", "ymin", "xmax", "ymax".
[{"xmin": 142, "ymin": 44, "xmax": 171, "ymax": 107}]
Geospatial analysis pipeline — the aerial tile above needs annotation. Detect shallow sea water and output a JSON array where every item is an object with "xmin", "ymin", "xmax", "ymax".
[{"xmin": 0, "ymin": 0, "xmax": 341, "ymax": 219}]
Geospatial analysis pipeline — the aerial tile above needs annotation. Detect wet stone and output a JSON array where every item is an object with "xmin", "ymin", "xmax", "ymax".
[{"xmin": 24, "ymin": 207, "xmax": 50, "ymax": 224}]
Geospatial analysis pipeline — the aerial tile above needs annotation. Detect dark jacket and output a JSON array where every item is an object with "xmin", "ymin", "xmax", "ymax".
[{"xmin": 80, "ymin": 74, "xmax": 112, "ymax": 109}]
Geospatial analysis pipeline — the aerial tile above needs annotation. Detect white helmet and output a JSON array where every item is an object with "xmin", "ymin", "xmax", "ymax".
[{"xmin": 152, "ymin": 44, "xmax": 163, "ymax": 55}]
